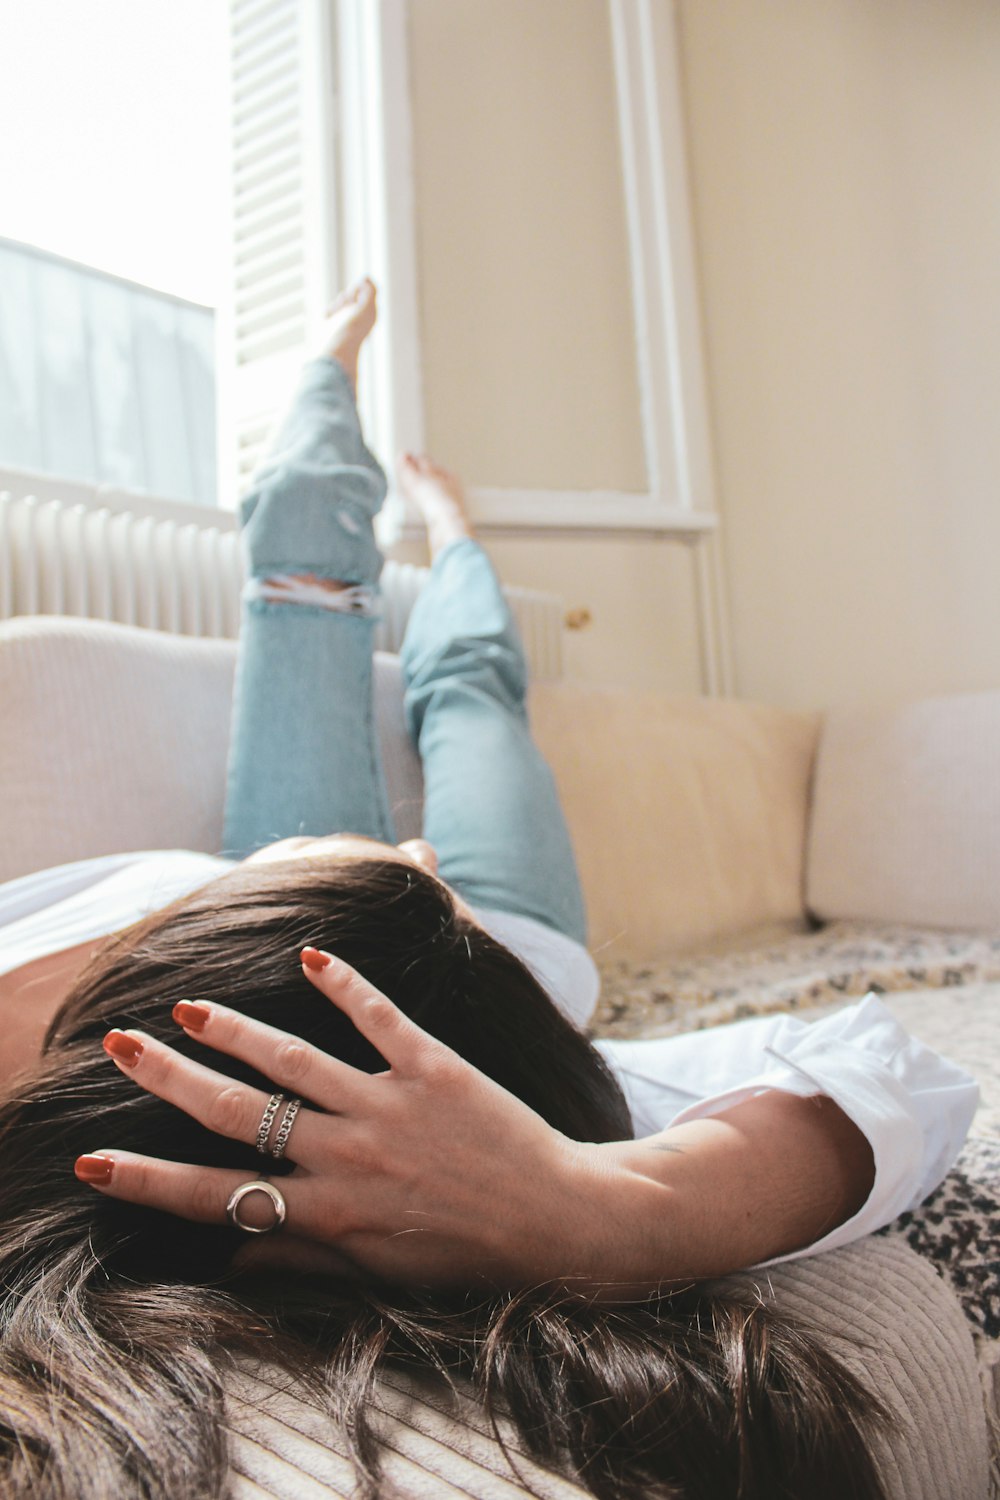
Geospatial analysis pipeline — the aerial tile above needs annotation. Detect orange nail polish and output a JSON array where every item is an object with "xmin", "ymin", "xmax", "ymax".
[
  {"xmin": 75, "ymin": 1154, "xmax": 114, "ymax": 1184},
  {"xmin": 301, "ymin": 946, "xmax": 331, "ymax": 971},
  {"xmin": 173, "ymin": 1000, "xmax": 210, "ymax": 1033},
  {"xmin": 103, "ymin": 1030, "xmax": 144, "ymax": 1066}
]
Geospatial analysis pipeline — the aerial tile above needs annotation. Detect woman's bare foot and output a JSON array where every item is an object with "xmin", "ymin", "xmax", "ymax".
[
  {"xmin": 396, "ymin": 451, "xmax": 474, "ymax": 559},
  {"xmin": 317, "ymin": 277, "xmax": 377, "ymax": 392}
]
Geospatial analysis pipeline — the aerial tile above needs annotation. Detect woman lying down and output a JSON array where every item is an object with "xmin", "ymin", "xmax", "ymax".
[{"xmin": 0, "ymin": 280, "xmax": 978, "ymax": 1500}]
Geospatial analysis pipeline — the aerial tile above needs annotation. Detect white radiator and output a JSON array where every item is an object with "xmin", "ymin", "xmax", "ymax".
[{"xmin": 0, "ymin": 476, "xmax": 564, "ymax": 679}]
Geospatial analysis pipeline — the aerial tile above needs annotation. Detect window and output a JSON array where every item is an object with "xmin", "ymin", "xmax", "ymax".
[
  {"xmin": 0, "ymin": 239, "xmax": 216, "ymax": 505},
  {"xmin": 0, "ymin": 0, "xmax": 227, "ymax": 506}
]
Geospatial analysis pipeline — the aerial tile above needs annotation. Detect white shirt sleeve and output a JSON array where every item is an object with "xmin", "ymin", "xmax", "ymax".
[
  {"xmin": 596, "ymin": 993, "xmax": 980, "ymax": 1268},
  {"xmin": 0, "ymin": 851, "xmax": 237, "ymax": 976}
]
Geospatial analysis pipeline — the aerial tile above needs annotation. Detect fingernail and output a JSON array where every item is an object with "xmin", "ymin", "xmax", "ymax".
[
  {"xmin": 75, "ymin": 1154, "xmax": 114, "ymax": 1185},
  {"xmin": 172, "ymin": 1000, "xmax": 210, "ymax": 1033},
  {"xmin": 103, "ymin": 1030, "xmax": 144, "ymax": 1066},
  {"xmin": 301, "ymin": 946, "xmax": 331, "ymax": 971}
]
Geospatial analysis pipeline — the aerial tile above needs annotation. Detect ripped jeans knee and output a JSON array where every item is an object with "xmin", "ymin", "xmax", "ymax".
[{"xmin": 246, "ymin": 574, "xmax": 379, "ymax": 618}]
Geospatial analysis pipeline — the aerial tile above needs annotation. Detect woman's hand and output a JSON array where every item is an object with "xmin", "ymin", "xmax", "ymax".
[{"xmin": 75, "ymin": 949, "xmax": 607, "ymax": 1291}]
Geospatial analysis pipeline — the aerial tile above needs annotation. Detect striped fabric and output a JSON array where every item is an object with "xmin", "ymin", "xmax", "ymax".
[
  {"xmin": 226, "ymin": 1366, "xmax": 590, "ymax": 1499},
  {"xmin": 223, "ymin": 1238, "xmax": 993, "ymax": 1500}
]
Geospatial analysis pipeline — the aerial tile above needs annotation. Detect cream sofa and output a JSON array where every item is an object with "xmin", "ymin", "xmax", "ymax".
[{"xmin": 1, "ymin": 613, "xmax": 998, "ymax": 1500}]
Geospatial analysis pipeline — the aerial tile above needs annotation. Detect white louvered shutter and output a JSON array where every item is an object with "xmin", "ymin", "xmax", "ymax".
[
  {"xmin": 222, "ymin": 0, "xmax": 423, "ymax": 538},
  {"xmin": 226, "ymin": 0, "xmax": 339, "ymax": 494}
]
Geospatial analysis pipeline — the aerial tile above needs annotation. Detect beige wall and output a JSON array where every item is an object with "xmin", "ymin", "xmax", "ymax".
[
  {"xmin": 405, "ymin": 0, "xmax": 645, "ymax": 493},
  {"xmin": 677, "ymin": 0, "xmax": 1000, "ymax": 709},
  {"xmin": 402, "ymin": 0, "xmax": 1000, "ymax": 708},
  {"xmin": 391, "ymin": 530, "xmax": 705, "ymax": 696}
]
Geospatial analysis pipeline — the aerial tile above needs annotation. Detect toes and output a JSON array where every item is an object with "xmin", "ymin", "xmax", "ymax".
[
  {"xmin": 328, "ymin": 277, "xmax": 375, "ymax": 313},
  {"xmin": 396, "ymin": 450, "xmax": 452, "ymax": 483}
]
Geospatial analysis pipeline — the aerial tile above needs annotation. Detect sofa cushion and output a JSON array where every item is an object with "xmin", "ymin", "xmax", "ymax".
[
  {"xmin": 807, "ymin": 690, "xmax": 1000, "ymax": 929},
  {"xmin": 0, "ymin": 619, "xmax": 819, "ymax": 956},
  {"xmin": 0, "ymin": 616, "xmax": 425, "ymax": 884},
  {"xmin": 529, "ymin": 682, "xmax": 820, "ymax": 960}
]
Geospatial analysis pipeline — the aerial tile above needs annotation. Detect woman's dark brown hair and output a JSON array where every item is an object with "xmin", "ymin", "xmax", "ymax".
[{"xmin": 0, "ymin": 858, "xmax": 890, "ymax": 1499}]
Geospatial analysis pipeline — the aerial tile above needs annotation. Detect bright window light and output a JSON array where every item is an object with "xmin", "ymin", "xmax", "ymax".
[{"xmin": 0, "ymin": 0, "xmax": 228, "ymax": 308}]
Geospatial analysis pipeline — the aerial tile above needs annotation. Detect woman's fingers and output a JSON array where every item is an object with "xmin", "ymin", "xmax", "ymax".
[
  {"xmin": 170, "ymin": 998, "xmax": 371, "ymax": 1115},
  {"xmin": 73, "ymin": 1150, "xmax": 280, "ymax": 1228},
  {"xmin": 168, "ymin": 950, "xmax": 444, "ymax": 1096},
  {"xmin": 96, "ymin": 950, "xmax": 451, "ymax": 1184},
  {"xmin": 300, "ymin": 948, "xmax": 454, "ymax": 1079},
  {"xmin": 102, "ymin": 1029, "xmax": 323, "ymax": 1163},
  {"xmin": 74, "ymin": 1152, "xmax": 363, "ymax": 1256}
]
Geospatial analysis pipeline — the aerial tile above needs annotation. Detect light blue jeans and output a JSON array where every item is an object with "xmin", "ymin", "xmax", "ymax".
[{"xmin": 221, "ymin": 358, "xmax": 587, "ymax": 944}]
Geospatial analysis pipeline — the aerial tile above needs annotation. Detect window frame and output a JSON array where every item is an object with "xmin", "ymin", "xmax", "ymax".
[{"xmin": 362, "ymin": 0, "xmax": 719, "ymax": 541}]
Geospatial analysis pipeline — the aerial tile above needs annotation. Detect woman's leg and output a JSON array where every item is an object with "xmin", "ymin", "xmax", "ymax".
[
  {"xmin": 222, "ymin": 285, "xmax": 395, "ymax": 857},
  {"xmin": 398, "ymin": 460, "xmax": 587, "ymax": 945}
]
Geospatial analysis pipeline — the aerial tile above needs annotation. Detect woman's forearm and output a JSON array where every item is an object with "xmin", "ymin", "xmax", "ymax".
[{"xmin": 570, "ymin": 1090, "xmax": 876, "ymax": 1297}]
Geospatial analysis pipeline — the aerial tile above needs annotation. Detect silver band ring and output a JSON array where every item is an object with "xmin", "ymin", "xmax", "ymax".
[
  {"xmin": 255, "ymin": 1091, "xmax": 285, "ymax": 1154},
  {"xmin": 270, "ymin": 1097, "xmax": 302, "ymax": 1160},
  {"xmin": 226, "ymin": 1180, "xmax": 287, "ymax": 1234}
]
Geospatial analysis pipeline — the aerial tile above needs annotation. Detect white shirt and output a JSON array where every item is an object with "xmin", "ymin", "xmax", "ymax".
[
  {"xmin": 0, "ymin": 851, "xmax": 978, "ymax": 1272},
  {"xmin": 0, "ymin": 850, "xmax": 601, "ymax": 1028}
]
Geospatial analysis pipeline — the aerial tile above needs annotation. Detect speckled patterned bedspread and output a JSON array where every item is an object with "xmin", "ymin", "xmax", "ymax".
[{"xmin": 590, "ymin": 919, "xmax": 1000, "ymax": 1424}]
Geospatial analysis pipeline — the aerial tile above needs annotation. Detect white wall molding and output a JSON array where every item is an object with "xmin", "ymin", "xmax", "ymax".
[
  {"xmin": 608, "ymin": 0, "xmax": 731, "ymax": 691},
  {"xmin": 358, "ymin": 0, "xmax": 720, "ymax": 535},
  {"xmin": 693, "ymin": 534, "xmax": 734, "ymax": 698},
  {"xmin": 608, "ymin": 0, "xmax": 717, "ymax": 522},
  {"xmin": 338, "ymin": 2, "xmax": 734, "ymax": 570},
  {"xmin": 392, "ymin": 0, "xmax": 731, "ymax": 691},
  {"xmin": 465, "ymin": 487, "xmax": 717, "ymax": 538}
]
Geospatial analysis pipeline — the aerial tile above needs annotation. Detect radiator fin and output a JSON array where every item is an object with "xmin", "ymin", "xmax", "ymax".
[{"xmin": 0, "ymin": 488, "xmax": 564, "ymax": 678}]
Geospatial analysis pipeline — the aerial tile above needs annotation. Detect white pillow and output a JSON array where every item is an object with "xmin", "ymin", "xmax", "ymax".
[
  {"xmin": 0, "ymin": 616, "xmax": 424, "ymax": 884},
  {"xmin": 807, "ymin": 689, "xmax": 1000, "ymax": 928}
]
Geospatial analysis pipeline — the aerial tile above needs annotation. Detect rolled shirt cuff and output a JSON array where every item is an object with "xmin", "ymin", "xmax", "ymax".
[{"xmin": 664, "ymin": 993, "xmax": 980, "ymax": 1268}]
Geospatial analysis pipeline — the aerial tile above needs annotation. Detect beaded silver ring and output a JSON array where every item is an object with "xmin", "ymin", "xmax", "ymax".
[
  {"xmin": 255, "ymin": 1091, "xmax": 285, "ymax": 1154},
  {"xmin": 270, "ymin": 1096, "xmax": 303, "ymax": 1160}
]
